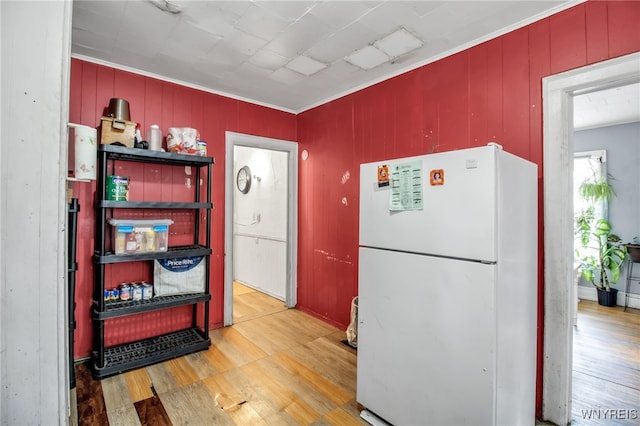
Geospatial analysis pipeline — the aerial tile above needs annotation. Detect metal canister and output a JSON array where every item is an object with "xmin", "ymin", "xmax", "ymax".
[
  {"xmin": 106, "ymin": 175, "xmax": 129, "ymax": 201},
  {"xmin": 196, "ymin": 141, "xmax": 207, "ymax": 156},
  {"xmin": 109, "ymin": 288, "xmax": 120, "ymax": 301},
  {"xmin": 141, "ymin": 283, "xmax": 153, "ymax": 300},
  {"xmin": 119, "ymin": 283, "xmax": 131, "ymax": 301},
  {"xmin": 131, "ymin": 283, "xmax": 143, "ymax": 301}
]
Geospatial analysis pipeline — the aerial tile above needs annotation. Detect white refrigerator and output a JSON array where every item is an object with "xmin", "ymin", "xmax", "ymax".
[{"xmin": 357, "ymin": 145, "xmax": 538, "ymax": 426}]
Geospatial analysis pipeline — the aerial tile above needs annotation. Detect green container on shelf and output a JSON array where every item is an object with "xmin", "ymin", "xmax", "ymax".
[{"xmin": 106, "ymin": 175, "xmax": 129, "ymax": 201}]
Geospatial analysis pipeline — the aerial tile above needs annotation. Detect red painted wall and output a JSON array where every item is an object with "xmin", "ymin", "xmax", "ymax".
[
  {"xmin": 69, "ymin": 60, "xmax": 297, "ymax": 359},
  {"xmin": 296, "ymin": 0, "xmax": 640, "ymax": 418}
]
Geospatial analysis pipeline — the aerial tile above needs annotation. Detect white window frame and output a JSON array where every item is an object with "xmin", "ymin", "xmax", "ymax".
[{"xmin": 573, "ymin": 149, "xmax": 608, "ymax": 263}]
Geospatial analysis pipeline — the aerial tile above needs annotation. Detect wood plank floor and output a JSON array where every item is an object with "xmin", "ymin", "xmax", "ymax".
[
  {"xmin": 74, "ymin": 283, "xmax": 363, "ymax": 426},
  {"xmin": 571, "ymin": 300, "xmax": 640, "ymax": 425},
  {"xmin": 73, "ymin": 288, "xmax": 640, "ymax": 425}
]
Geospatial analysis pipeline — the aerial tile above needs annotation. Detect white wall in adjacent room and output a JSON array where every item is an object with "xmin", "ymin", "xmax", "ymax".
[{"xmin": 233, "ymin": 146, "xmax": 288, "ymax": 300}]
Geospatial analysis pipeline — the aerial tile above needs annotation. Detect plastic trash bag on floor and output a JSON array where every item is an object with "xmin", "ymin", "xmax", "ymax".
[{"xmin": 346, "ymin": 296, "xmax": 358, "ymax": 348}]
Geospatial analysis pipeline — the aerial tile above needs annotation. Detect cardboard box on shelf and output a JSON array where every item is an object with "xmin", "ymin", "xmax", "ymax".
[{"xmin": 100, "ymin": 116, "xmax": 136, "ymax": 147}]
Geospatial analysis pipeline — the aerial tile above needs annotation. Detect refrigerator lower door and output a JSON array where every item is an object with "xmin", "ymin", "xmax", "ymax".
[{"xmin": 357, "ymin": 247, "xmax": 497, "ymax": 425}]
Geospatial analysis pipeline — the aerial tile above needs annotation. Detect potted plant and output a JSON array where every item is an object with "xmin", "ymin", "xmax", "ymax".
[
  {"xmin": 574, "ymin": 176, "xmax": 626, "ymax": 306},
  {"xmin": 576, "ymin": 217, "xmax": 627, "ymax": 306}
]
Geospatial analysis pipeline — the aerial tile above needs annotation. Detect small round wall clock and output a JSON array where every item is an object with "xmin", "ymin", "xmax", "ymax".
[{"xmin": 236, "ymin": 165, "xmax": 252, "ymax": 194}]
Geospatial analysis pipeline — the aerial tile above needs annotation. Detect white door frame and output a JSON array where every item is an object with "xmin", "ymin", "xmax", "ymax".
[
  {"xmin": 223, "ymin": 131, "xmax": 298, "ymax": 326},
  {"xmin": 542, "ymin": 51, "xmax": 640, "ymax": 425}
]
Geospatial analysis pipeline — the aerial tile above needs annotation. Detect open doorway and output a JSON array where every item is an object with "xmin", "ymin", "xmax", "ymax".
[
  {"xmin": 224, "ymin": 132, "xmax": 298, "ymax": 326},
  {"xmin": 542, "ymin": 52, "xmax": 640, "ymax": 424}
]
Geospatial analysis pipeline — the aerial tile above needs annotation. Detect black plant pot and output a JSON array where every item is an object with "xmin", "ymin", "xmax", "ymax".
[
  {"xmin": 626, "ymin": 244, "xmax": 640, "ymax": 263},
  {"xmin": 596, "ymin": 287, "xmax": 618, "ymax": 307}
]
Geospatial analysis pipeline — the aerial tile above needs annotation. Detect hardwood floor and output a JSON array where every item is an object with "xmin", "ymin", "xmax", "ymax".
[
  {"xmin": 572, "ymin": 300, "xmax": 640, "ymax": 425},
  {"xmin": 74, "ymin": 283, "xmax": 363, "ymax": 425},
  {"xmin": 232, "ymin": 281, "xmax": 288, "ymax": 324},
  {"xmin": 73, "ymin": 289, "xmax": 639, "ymax": 425}
]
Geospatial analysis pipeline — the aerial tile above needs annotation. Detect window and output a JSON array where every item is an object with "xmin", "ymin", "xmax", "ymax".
[{"xmin": 573, "ymin": 150, "xmax": 608, "ymax": 262}]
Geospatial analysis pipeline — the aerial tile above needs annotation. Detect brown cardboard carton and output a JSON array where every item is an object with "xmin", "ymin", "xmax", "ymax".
[{"xmin": 100, "ymin": 116, "xmax": 136, "ymax": 147}]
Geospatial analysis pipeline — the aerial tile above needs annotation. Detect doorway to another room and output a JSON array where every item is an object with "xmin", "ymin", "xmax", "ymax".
[
  {"xmin": 543, "ymin": 52, "xmax": 640, "ymax": 425},
  {"xmin": 224, "ymin": 132, "xmax": 298, "ymax": 326}
]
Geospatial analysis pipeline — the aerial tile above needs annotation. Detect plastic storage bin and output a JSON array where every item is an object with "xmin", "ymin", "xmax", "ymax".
[{"xmin": 109, "ymin": 219, "xmax": 173, "ymax": 254}]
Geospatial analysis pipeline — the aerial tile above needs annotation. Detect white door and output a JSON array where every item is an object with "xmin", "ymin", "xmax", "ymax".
[
  {"xmin": 359, "ymin": 146, "xmax": 497, "ymax": 262},
  {"xmin": 357, "ymin": 247, "xmax": 497, "ymax": 425}
]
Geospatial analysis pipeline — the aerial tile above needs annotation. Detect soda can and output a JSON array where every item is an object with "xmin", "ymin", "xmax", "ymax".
[
  {"xmin": 131, "ymin": 284, "xmax": 143, "ymax": 302},
  {"xmin": 104, "ymin": 289, "xmax": 110, "ymax": 302},
  {"xmin": 142, "ymin": 283, "xmax": 153, "ymax": 300},
  {"xmin": 110, "ymin": 288, "xmax": 120, "ymax": 301},
  {"xmin": 196, "ymin": 141, "xmax": 207, "ymax": 156},
  {"xmin": 119, "ymin": 284, "xmax": 131, "ymax": 301}
]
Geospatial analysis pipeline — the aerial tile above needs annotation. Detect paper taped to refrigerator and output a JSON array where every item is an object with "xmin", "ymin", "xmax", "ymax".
[{"xmin": 389, "ymin": 160, "xmax": 423, "ymax": 211}]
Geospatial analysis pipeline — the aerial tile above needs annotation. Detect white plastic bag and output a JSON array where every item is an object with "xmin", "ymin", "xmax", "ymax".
[{"xmin": 346, "ymin": 296, "xmax": 358, "ymax": 347}]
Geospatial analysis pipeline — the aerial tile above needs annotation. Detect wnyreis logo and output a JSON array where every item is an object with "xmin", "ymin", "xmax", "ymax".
[{"xmin": 581, "ymin": 409, "xmax": 638, "ymax": 420}]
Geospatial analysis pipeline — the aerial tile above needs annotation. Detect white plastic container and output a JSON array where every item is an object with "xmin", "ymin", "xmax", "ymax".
[
  {"xmin": 108, "ymin": 219, "xmax": 173, "ymax": 254},
  {"xmin": 69, "ymin": 123, "xmax": 97, "ymax": 180},
  {"xmin": 148, "ymin": 124, "xmax": 162, "ymax": 151}
]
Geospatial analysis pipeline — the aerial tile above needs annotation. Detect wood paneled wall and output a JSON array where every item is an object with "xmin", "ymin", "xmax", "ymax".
[
  {"xmin": 296, "ymin": 0, "xmax": 640, "ymax": 417},
  {"xmin": 69, "ymin": 60, "xmax": 296, "ymax": 359}
]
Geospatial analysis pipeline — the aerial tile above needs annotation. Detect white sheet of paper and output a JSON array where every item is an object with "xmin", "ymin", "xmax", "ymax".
[{"xmin": 389, "ymin": 160, "xmax": 423, "ymax": 211}]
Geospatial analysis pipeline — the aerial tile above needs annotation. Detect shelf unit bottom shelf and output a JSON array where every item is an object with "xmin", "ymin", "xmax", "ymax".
[{"xmin": 91, "ymin": 327, "xmax": 210, "ymax": 379}]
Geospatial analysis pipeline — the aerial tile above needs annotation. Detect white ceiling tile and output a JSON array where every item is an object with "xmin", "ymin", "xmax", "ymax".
[
  {"xmin": 205, "ymin": 1, "xmax": 252, "ymax": 16},
  {"xmin": 309, "ymin": 1, "xmax": 381, "ymax": 31},
  {"xmin": 248, "ymin": 49, "xmax": 289, "ymax": 71},
  {"xmin": 374, "ymin": 28, "xmax": 423, "ymax": 58},
  {"xmin": 253, "ymin": 1, "xmax": 317, "ymax": 21},
  {"xmin": 201, "ymin": 42, "xmax": 250, "ymax": 67},
  {"xmin": 410, "ymin": 6, "xmax": 461, "ymax": 40},
  {"xmin": 264, "ymin": 12, "xmax": 334, "ymax": 58},
  {"xmin": 358, "ymin": 2, "xmax": 422, "ymax": 36},
  {"xmin": 72, "ymin": 28, "xmax": 117, "ymax": 54},
  {"xmin": 225, "ymin": 28, "xmax": 269, "ymax": 56},
  {"xmin": 574, "ymin": 83, "xmax": 640, "ymax": 130},
  {"xmin": 269, "ymin": 67, "xmax": 307, "ymax": 85},
  {"xmin": 345, "ymin": 45, "xmax": 390, "ymax": 71},
  {"xmin": 402, "ymin": 1, "xmax": 446, "ymax": 18},
  {"xmin": 235, "ymin": 4, "xmax": 292, "ymax": 40},
  {"xmin": 73, "ymin": 0, "xmax": 128, "ymax": 17},
  {"xmin": 285, "ymin": 55, "xmax": 327, "ymax": 76},
  {"xmin": 167, "ymin": 23, "xmax": 221, "ymax": 55},
  {"xmin": 238, "ymin": 61, "xmax": 274, "ymax": 78},
  {"xmin": 181, "ymin": 3, "xmax": 239, "ymax": 38},
  {"xmin": 72, "ymin": 7, "xmax": 121, "ymax": 36},
  {"xmin": 306, "ymin": 21, "xmax": 381, "ymax": 64},
  {"xmin": 446, "ymin": 1, "xmax": 508, "ymax": 23}
]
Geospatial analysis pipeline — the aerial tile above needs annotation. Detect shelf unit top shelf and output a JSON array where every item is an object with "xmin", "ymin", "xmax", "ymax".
[{"xmin": 99, "ymin": 144, "xmax": 214, "ymax": 166}]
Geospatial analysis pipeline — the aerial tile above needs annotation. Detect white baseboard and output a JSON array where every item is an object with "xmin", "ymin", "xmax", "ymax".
[{"xmin": 577, "ymin": 286, "xmax": 640, "ymax": 309}]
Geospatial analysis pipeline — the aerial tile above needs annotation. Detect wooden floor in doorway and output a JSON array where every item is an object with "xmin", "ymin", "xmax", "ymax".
[
  {"xmin": 571, "ymin": 300, "xmax": 640, "ymax": 425},
  {"xmin": 233, "ymin": 281, "xmax": 287, "ymax": 323}
]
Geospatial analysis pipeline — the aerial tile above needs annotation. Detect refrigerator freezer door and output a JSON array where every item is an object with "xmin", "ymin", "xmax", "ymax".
[
  {"xmin": 357, "ymin": 247, "xmax": 497, "ymax": 425},
  {"xmin": 359, "ymin": 146, "xmax": 497, "ymax": 262}
]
